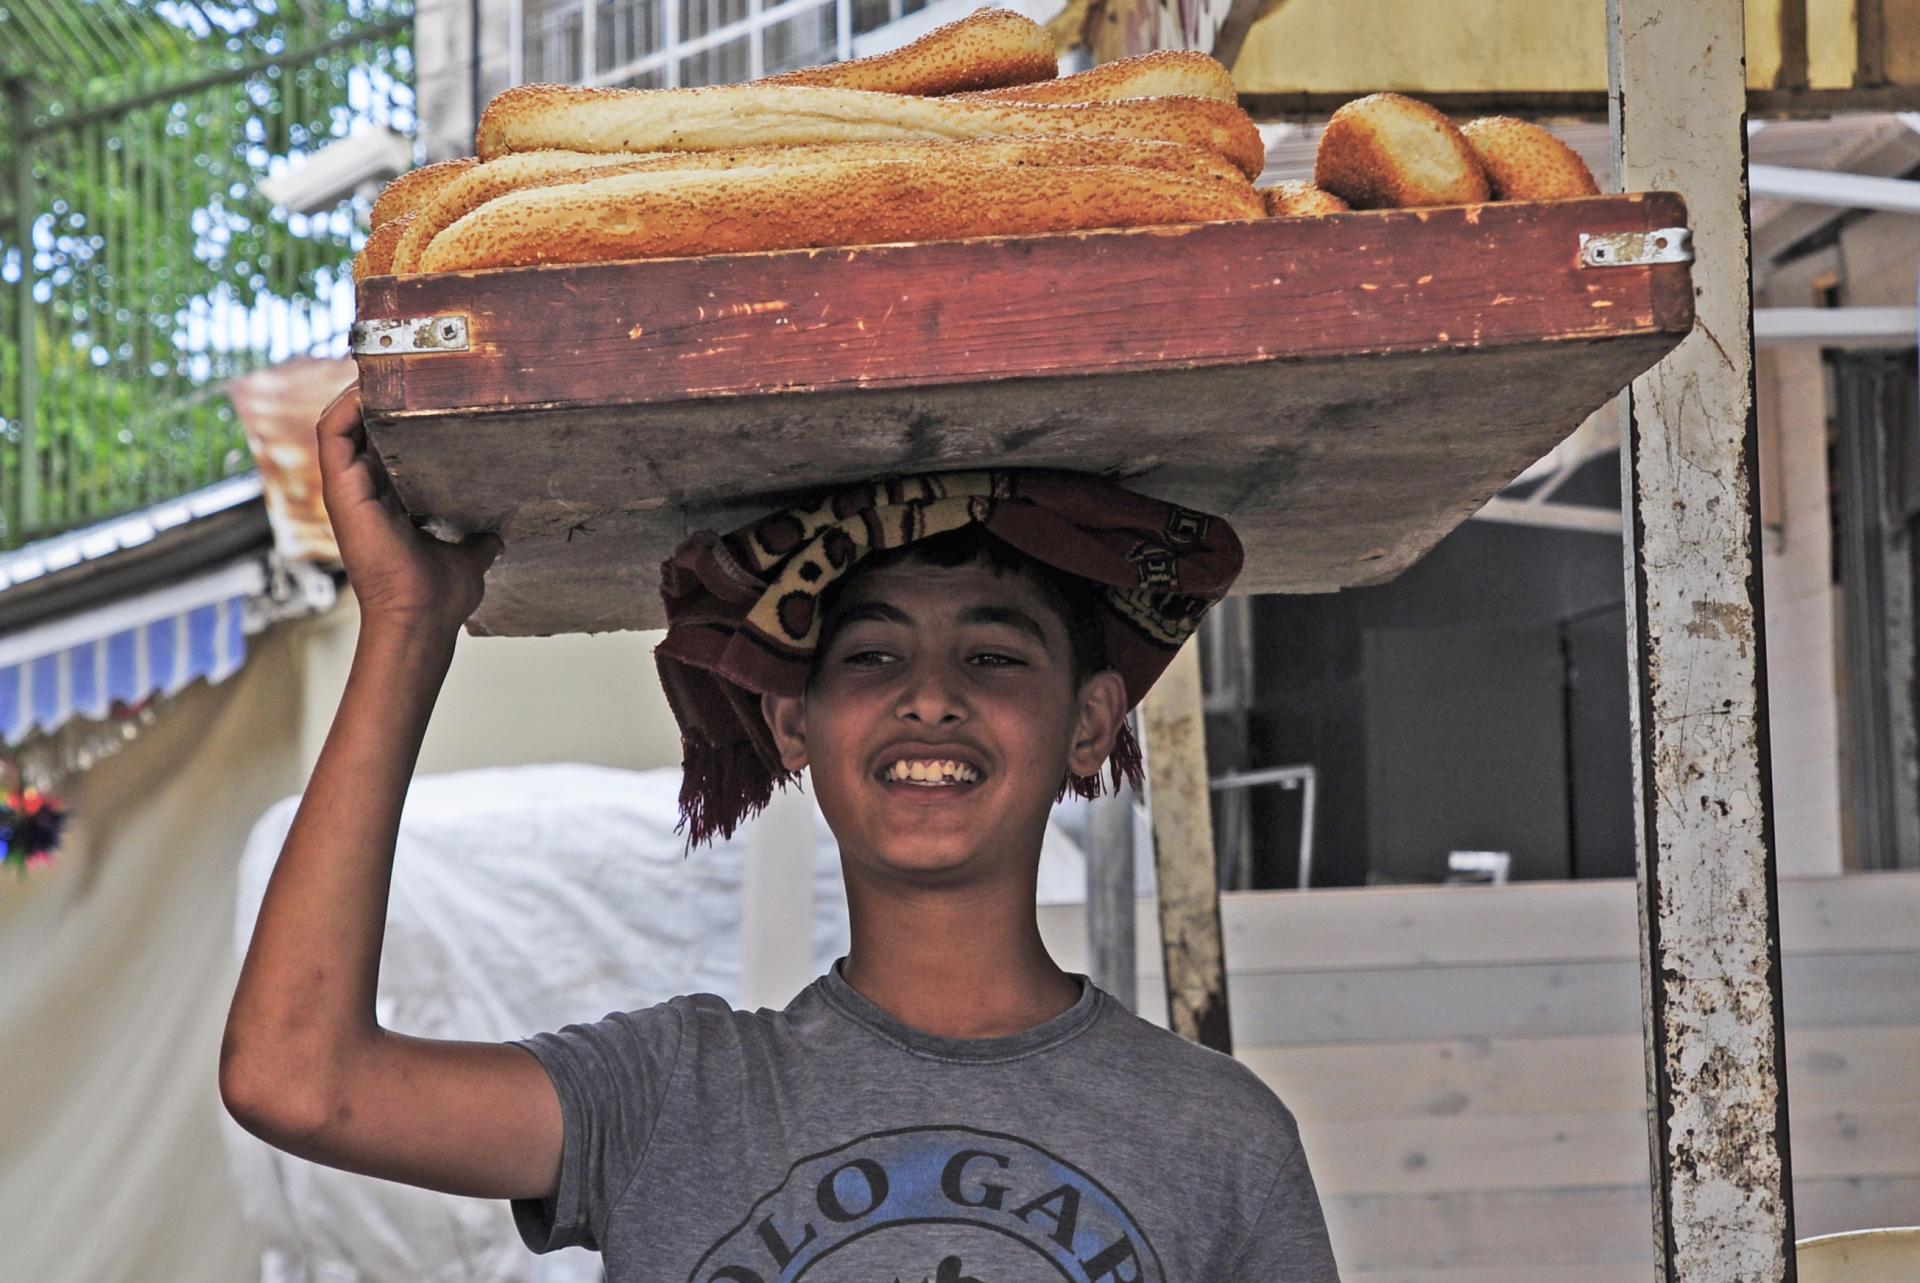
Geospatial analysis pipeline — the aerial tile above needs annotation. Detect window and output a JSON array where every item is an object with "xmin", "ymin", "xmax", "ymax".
[{"xmin": 515, "ymin": 0, "xmax": 935, "ymax": 90}]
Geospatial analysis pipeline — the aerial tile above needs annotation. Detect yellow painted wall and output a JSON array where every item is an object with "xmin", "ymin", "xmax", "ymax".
[
  {"xmin": 1233, "ymin": 0, "xmax": 1888, "ymax": 95},
  {"xmin": 1236, "ymin": 0, "xmax": 1602, "ymax": 95}
]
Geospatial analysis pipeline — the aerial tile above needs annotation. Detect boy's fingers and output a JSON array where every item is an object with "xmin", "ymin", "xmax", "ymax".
[
  {"xmin": 314, "ymin": 385, "xmax": 365, "ymax": 482},
  {"xmin": 316, "ymin": 381, "xmax": 362, "ymax": 432},
  {"xmin": 319, "ymin": 379, "xmax": 360, "ymax": 419}
]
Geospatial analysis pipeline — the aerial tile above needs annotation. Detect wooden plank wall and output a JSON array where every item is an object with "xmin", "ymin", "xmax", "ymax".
[{"xmin": 1036, "ymin": 873, "xmax": 1920, "ymax": 1281}]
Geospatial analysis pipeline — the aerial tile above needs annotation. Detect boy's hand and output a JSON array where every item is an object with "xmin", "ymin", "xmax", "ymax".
[{"xmin": 317, "ymin": 382, "xmax": 502, "ymax": 635}]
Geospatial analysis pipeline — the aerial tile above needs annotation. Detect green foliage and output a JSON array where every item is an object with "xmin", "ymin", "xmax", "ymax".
[{"xmin": 1, "ymin": 2, "xmax": 414, "ymax": 547}]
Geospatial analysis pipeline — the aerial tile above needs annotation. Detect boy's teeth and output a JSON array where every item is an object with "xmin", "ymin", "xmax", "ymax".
[{"xmin": 886, "ymin": 758, "xmax": 980, "ymax": 784}]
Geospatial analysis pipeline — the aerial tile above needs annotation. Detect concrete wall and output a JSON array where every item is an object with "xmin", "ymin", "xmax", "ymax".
[
  {"xmin": 0, "ymin": 623, "xmax": 306, "ymax": 1282},
  {"xmin": 300, "ymin": 592, "xmax": 683, "ymax": 775}
]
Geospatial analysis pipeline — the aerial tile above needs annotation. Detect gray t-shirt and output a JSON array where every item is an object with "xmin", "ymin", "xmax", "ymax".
[{"xmin": 511, "ymin": 957, "xmax": 1341, "ymax": 1282}]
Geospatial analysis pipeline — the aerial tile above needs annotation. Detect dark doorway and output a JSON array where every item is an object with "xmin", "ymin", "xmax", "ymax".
[
  {"xmin": 1363, "ymin": 621, "xmax": 1571, "ymax": 882},
  {"xmin": 1829, "ymin": 349, "xmax": 1920, "ymax": 869},
  {"xmin": 1564, "ymin": 602, "xmax": 1637, "ymax": 878},
  {"xmin": 1249, "ymin": 484, "xmax": 1637, "ymax": 888}
]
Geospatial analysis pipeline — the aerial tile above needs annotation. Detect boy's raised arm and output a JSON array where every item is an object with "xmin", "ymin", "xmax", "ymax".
[{"xmin": 219, "ymin": 385, "xmax": 561, "ymax": 1201}]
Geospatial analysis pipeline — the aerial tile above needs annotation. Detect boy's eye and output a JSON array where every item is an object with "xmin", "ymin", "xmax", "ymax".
[
  {"xmin": 842, "ymin": 649, "xmax": 896, "ymax": 667},
  {"xmin": 969, "ymin": 652, "xmax": 1025, "ymax": 668}
]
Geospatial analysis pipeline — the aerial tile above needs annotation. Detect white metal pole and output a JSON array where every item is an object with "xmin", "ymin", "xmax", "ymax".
[
  {"xmin": 1608, "ymin": 0, "xmax": 1797, "ymax": 1277},
  {"xmin": 1754, "ymin": 306, "xmax": 1920, "ymax": 346},
  {"xmin": 665, "ymin": 0, "xmax": 682, "ymax": 87},
  {"xmin": 748, "ymin": 0, "xmax": 764, "ymax": 79},
  {"xmin": 508, "ymin": 0, "xmax": 525, "ymax": 86},
  {"xmin": 1747, "ymin": 164, "xmax": 1920, "ymax": 214}
]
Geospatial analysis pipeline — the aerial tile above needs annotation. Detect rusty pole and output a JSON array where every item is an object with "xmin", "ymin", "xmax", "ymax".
[{"xmin": 1609, "ymin": 0, "xmax": 1797, "ymax": 1277}]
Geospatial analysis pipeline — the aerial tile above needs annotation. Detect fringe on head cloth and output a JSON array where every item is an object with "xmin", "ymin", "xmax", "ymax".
[{"xmin": 654, "ymin": 470, "xmax": 1244, "ymax": 847}]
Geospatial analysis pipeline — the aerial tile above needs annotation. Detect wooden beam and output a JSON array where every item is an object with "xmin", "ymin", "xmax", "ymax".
[
  {"xmin": 1608, "ymin": 0, "xmax": 1798, "ymax": 1277},
  {"xmin": 1140, "ymin": 638, "xmax": 1232, "ymax": 1051}
]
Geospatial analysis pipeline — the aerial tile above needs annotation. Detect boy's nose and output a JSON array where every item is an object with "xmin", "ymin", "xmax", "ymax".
[{"xmin": 894, "ymin": 663, "xmax": 965, "ymax": 724}]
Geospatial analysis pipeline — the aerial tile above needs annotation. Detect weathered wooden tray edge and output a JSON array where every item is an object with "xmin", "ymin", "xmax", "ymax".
[
  {"xmin": 353, "ymin": 192, "xmax": 1693, "ymax": 417},
  {"xmin": 347, "ymin": 194, "xmax": 1694, "ymax": 636}
]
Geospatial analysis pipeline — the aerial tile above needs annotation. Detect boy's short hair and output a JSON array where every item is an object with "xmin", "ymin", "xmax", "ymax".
[{"xmin": 811, "ymin": 524, "xmax": 1111, "ymax": 687}]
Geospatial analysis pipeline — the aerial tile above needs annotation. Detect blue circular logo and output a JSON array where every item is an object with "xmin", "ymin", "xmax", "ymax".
[{"xmin": 688, "ymin": 1126, "xmax": 1164, "ymax": 1283}]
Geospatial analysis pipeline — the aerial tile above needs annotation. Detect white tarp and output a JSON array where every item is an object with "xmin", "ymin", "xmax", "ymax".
[{"xmin": 223, "ymin": 763, "xmax": 1106, "ymax": 1283}]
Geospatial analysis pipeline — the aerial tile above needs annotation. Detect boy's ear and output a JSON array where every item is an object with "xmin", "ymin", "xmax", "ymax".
[
  {"xmin": 1065, "ymin": 669, "xmax": 1129, "ymax": 779},
  {"xmin": 761, "ymin": 691, "xmax": 811, "ymax": 772}
]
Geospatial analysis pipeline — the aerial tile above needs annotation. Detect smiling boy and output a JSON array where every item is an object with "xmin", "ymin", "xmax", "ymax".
[{"xmin": 221, "ymin": 388, "xmax": 1340, "ymax": 1281}]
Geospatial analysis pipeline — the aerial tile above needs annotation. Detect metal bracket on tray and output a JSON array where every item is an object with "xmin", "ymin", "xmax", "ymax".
[
  {"xmin": 1578, "ymin": 227, "xmax": 1693, "ymax": 268},
  {"xmin": 349, "ymin": 315, "xmax": 470, "ymax": 354}
]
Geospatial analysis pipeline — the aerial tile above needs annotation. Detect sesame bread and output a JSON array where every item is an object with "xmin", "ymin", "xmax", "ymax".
[
  {"xmin": 756, "ymin": 8, "xmax": 1057, "ymax": 95},
  {"xmin": 1461, "ymin": 116, "xmax": 1600, "ymax": 200},
  {"xmin": 475, "ymin": 82, "xmax": 1265, "ymax": 178},
  {"xmin": 1314, "ymin": 92, "xmax": 1489, "ymax": 209},
  {"xmin": 418, "ymin": 159, "xmax": 1264, "ymax": 273},
  {"xmin": 392, "ymin": 136, "xmax": 1250, "ymax": 272},
  {"xmin": 955, "ymin": 51, "xmax": 1236, "ymax": 105}
]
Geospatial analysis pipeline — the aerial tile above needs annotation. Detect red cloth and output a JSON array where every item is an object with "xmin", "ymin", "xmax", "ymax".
[{"xmin": 655, "ymin": 471, "xmax": 1242, "ymax": 845}]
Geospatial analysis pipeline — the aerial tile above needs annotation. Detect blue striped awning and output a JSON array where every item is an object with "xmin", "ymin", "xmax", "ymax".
[{"xmin": 0, "ymin": 558, "xmax": 266, "ymax": 745}]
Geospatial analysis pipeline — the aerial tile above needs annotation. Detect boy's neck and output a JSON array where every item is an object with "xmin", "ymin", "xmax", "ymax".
[{"xmin": 838, "ymin": 874, "xmax": 1082, "ymax": 1041}]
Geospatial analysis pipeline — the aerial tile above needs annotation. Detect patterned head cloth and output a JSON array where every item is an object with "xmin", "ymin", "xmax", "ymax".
[{"xmin": 654, "ymin": 471, "xmax": 1243, "ymax": 847}]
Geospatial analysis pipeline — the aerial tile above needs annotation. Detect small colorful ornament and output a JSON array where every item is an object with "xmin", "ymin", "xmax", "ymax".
[{"xmin": 1, "ymin": 786, "xmax": 68, "ymax": 875}]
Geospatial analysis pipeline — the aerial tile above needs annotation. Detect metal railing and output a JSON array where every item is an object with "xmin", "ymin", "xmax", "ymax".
[
  {"xmin": 1, "ymin": 17, "xmax": 415, "ymax": 551},
  {"xmin": 517, "ymin": 0, "xmax": 933, "ymax": 89}
]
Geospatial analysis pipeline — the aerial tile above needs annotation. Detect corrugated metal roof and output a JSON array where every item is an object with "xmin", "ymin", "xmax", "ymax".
[
  {"xmin": 0, "ymin": 473, "xmax": 282, "ymax": 747},
  {"xmin": 0, "ymin": 474, "xmax": 264, "ymax": 596}
]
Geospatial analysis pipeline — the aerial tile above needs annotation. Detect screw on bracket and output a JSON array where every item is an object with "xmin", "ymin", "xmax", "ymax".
[
  {"xmin": 1579, "ymin": 227, "xmax": 1694, "ymax": 268},
  {"xmin": 349, "ymin": 315, "xmax": 471, "ymax": 354}
]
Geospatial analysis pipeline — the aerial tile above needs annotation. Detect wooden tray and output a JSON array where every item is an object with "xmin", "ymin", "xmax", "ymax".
[{"xmin": 353, "ymin": 191, "xmax": 1693, "ymax": 637}]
